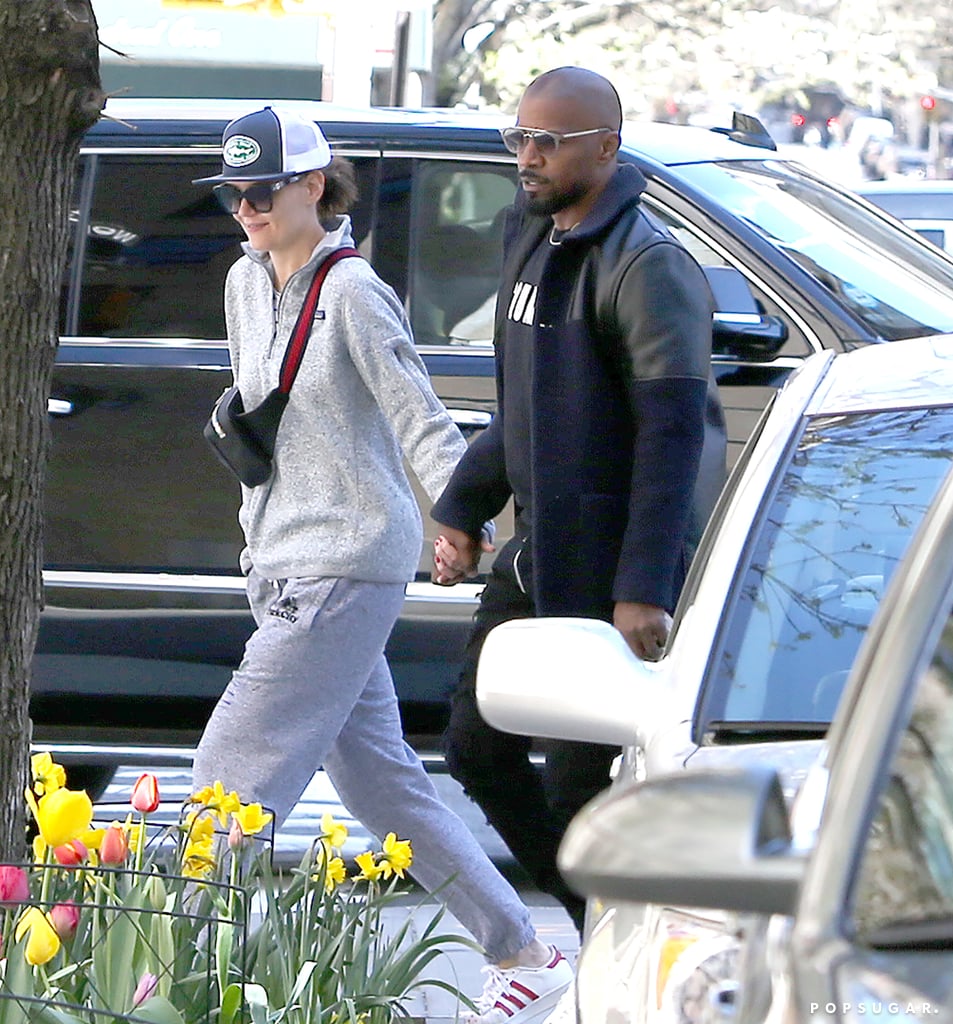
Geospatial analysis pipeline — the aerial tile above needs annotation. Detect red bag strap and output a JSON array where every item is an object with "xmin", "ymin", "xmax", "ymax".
[{"xmin": 277, "ymin": 246, "xmax": 362, "ymax": 394}]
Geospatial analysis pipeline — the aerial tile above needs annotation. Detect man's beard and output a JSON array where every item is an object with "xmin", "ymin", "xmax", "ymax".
[{"xmin": 522, "ymin": 178, "xmax": 588, "ymax": 217}]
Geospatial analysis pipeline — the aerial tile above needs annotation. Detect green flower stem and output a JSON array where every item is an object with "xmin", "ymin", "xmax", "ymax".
[
  {"xmin": 38, "ymin": 845, "xmax": 54, "ymax": 911},
  {"xmin": 134, "ymin": 813, "xmax": 147, "ymax": 874},
  {"xmin": 227, "ymin": 842, "xmax": 241, "ymax": 940}
]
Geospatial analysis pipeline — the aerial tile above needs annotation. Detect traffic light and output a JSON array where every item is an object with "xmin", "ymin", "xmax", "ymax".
[{"xmin": 921, "ymin": 95, "xmax": 937, "ymax": 114}]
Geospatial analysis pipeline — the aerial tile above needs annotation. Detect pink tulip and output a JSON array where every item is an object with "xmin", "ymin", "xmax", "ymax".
[
  {"xmin": 227, "ymin": 816, "xmax": 245, "ymax": 852},
  {"xmin": 99, "ymin": 825, "xmax": 129, "ymax": 866},
  {"xmin": 132, "ymin": 972, "xmax": 158, "ymax": 1008},
  {"xmin": 0, "ymin": 865, "xmax": 29, "ymax": 907},
  {"xmin": 50, "ymin": 900, "xmax": 79, "ymax": 940},
  {"xmin": 130, "ymin": 773, "xmax": 160, "ymax": 814},
  {"xmin": 53, "ymin": 839, "xmax": 88, "ymax": 866}
]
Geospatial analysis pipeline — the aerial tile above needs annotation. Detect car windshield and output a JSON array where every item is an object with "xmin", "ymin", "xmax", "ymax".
[
  {"xmin": 701, "ymin": 404, "xmax": 953, "ymax": 732},
  {"xmin": 678, "ymin": 161, "xmax": 953, "ymax": 341}
]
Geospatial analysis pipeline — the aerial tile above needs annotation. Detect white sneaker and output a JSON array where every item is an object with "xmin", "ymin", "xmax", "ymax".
[
  {"xmin": 541, "ymin": 981, "xmax": 576, "ymax": 1024},
  {"xmin": 468, "ymin": 946, "xmax": 573, "ymax": 1024}
]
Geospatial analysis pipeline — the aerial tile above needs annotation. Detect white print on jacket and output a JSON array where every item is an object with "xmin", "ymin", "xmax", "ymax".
[{"xmin": 507, "ymin": 281, "xmax": 538, "ymax": 326}]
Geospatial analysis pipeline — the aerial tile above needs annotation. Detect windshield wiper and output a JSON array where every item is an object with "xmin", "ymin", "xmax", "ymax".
[
  {"xmin": 706, "ymin": 720, "xmax": 829, "ymax": 743},
  {"xmin": 864, "ymin": 916, "xmax": 953, "ymax": 950}
]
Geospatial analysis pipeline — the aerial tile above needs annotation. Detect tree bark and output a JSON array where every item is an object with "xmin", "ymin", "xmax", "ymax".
[{"xmin": 0, "ymin": 0, "xmax": 103, "ymax": 861}]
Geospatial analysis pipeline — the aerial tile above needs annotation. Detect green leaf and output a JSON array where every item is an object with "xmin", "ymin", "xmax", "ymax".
[
  {"xmin": 220, "ymin": 983, "xmax": 244, "ymax": 1024},
  {"xmin": 131, "ymin": 995, "xmax": 188, "ymax": 1024},
  {"xmin": 29, "ymin": 1006, "xmax": 87, "ymax": 1024},
  {"xmin": 243, "ymin": 983, "xmax": 271, "ymax": 1024},
  {"xmin": 216, "ymin": 920, "xmax": 234, "ymax": 1002}
]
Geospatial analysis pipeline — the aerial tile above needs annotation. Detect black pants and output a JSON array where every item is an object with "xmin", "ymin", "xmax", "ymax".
[{"xmin": 443, "ymin": 533, "xmax": 617, "ymax": 935}]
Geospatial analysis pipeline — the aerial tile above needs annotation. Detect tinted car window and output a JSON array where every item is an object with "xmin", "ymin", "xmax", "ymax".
[
  {"xmin": 851, "ymin": 611, "xmax": 953, "ymax": 938},
  {"xmin": 645, "ymin": 199, "xmax": 812, "ymax": 358},
  {"xmin": 410, "ymin": 161, "xmax": 516, "ymax": 346},
  {"xmin": 678, "ymin": 161, "xmax": 953, "ymax": 340},
  {"xmin": 705, "ymin": 406, "xmax": 953, "ymax": 728},
  {"xmin": 75, "ymin": 155, "xmax": 379, "ymax": 340},
  {"xmin": 76, "ymin": 156, "xmax": 242, "ymax": 339}
]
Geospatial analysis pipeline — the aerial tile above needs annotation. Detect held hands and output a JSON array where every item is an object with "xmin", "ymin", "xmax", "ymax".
[
  {"xmin": 614, "ymin": 601, "xmax": 673, "ymax": 661},
  {"xmin": 432, "ymin": 525, "xmax": 495, "ymax": 585}
]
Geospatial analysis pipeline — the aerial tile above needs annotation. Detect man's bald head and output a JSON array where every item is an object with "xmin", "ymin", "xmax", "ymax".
[{"xmin": 522, "ymin": 67, "xmax": 623, "ymax": 134}]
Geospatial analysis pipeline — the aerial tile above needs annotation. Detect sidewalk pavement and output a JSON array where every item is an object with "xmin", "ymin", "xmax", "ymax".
[{"xmin": 381, "ymin": 890, "xmax": 580, "ymax": 1024}]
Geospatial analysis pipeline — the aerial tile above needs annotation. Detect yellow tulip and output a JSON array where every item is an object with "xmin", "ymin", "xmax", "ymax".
[
  {"xmin": 26, "ymin": 787, "xmax": 94, "ymax": 848},
  {"xmin": 15, "ymin": 907, "xmax": 61, "ymax": 966},
  {"xmin": 30, "ymin": 753, "xmax": 67, "ymax": 796}
]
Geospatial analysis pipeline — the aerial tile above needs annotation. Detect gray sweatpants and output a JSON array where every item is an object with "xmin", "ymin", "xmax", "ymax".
[{"xmin": 192, "ymin": 571, "xmax": 535, "ymax": 961}]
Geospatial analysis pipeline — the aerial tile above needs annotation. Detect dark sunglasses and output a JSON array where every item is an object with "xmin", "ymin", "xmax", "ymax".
[
  {"xmin": 499, "ymin": 126, "xmax": 616, "ymax": 155},
  {"xmin": 212, "ymin": 175, "xmax": 303, "ymax": 214}
]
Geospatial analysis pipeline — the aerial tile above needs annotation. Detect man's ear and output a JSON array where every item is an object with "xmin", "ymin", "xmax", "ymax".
[{"xmin": 598, "ymin": 132, "xmax": 620, "ymax": 164}]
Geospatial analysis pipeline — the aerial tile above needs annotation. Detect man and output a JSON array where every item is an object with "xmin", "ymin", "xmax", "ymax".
[{"xmin": 431, "ymin": 67, "xmax": 727, "ymax": 933}]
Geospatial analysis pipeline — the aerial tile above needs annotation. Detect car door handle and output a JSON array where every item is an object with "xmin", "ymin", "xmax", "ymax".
[
  {"xmin": 448, "ymin": 409, "xmax": 492, "ymax": 429},
  {"xmin": 48, "ymin": 398, "xmax": 75, "ymax": 417}
]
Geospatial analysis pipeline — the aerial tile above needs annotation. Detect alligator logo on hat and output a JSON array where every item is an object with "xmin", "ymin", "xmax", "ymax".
[{"xmin": 223, "ymin": 134, "xmax": 262, "ymax": 168}]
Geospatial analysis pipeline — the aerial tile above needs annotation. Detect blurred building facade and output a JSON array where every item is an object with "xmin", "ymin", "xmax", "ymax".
[{"xmin": 93, "ymin": 0, "xmax": 433, "ymax": 107}]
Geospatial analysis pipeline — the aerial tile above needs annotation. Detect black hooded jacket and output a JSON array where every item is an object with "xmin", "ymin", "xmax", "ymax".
[{"xmin": 432, "ymin": 163, "xmax": 727, "ymax": 616}]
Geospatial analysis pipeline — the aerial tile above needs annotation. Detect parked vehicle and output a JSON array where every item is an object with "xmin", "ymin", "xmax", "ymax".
[
  {"xmin": 475, "ymin": 334, "xmax": 953, "ymax": 1023},
  {"xmin": 38, "ymin": 99, "xmax": 953, "ymax": 791},
  {"xmin": 856, "ymin": 179, "xmax": 953, "ymax": 254}
]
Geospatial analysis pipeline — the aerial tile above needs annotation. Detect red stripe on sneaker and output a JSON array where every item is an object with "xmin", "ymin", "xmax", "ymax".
[
  {"xmin": 510, "ymin": 981, "xmax": 539, "ymax": 1000},
  {"xmin": 501, "ymin": 994, "xmax": 528, "ymax": 1009},
  {"xmin": 547, "ymin": 949, "xmax": 566, "ymax": 969},
  {"xmin": 491, "ymin": 1001, "xmax": 515, "ymax": 1017}
]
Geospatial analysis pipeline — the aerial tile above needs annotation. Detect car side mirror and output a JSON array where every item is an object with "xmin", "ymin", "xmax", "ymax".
[
  {"xmin": 704, "ymin": 265, "xmax": 789, "ymax": 361},
  {"xmin": 475, "ymin": 617, "xmax": 669, "ymax": 747},
  {"xmin": 559, "ymin": 765, "xmax": 804, "ymax": 916}
]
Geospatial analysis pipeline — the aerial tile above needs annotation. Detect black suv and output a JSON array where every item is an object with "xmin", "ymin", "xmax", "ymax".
[{"xmin": 36, "ymin": 98, "xmax": 953, "ymax": 790}]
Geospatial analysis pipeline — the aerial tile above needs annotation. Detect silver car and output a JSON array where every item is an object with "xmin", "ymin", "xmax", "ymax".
[{"xmin": 476, "ymin": 334, "xmax": 953, "ymax": 1023}]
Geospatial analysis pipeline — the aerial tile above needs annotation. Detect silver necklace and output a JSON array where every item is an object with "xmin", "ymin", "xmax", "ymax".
[{"xmin": 549, "ymin": 222, "xmax": 580, "ymax": 246}]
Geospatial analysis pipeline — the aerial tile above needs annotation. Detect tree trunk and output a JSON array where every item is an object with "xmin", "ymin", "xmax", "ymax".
[{"xmin": 0, "ymin": 0, "xmax": 103, "ymax": 861}]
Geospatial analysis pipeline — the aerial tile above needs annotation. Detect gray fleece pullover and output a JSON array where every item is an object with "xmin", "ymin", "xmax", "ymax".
[{"xmin": 224, "ymin": 215, "xmax": 466, "ymax": 583}]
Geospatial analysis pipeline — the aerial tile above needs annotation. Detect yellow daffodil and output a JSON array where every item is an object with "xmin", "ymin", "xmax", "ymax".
[
  {"xmin": 126, "ymin": 818, "xmax": 145, "ymax": 856},
  {"xmin": 26, "ymin": 786, "xmax": 94, "ymax": 849},
  {"xmin": 188, "ymin": 781, "xmax": 240, "ymax": 827},
  {"xmin": 181, "ymin": 811, "xmax": 216, "ymax": 877},
  {"xmin": 232, "ymin": 803, "xmax": 273, "ymax": 838},
  {"xmin": 354, "ymin": 851, "xmax": 385, "ymax": 883},
  {"xmin": 184, "ymin": 810, "xmax": 216, "ymax": 846},
  {"xmin": 321, "ymin": 812, "xmax": 348, "ymax": 850},
  {"xmin": 15, "ymin": 907, "xmax": 61, "ymax": 966},
  {"xmin": 182, "ymin": 844, "xmax": 216, "ymax": 880},
  {"xmin": 314, "ymin": 855, "xmax": 346, "ymax": 894},
  {"xmin": 312, "ymin": 843, "xmax": 347, "ymax": 893},
  {"xmin": 31, "ymin": 753, "xmax": 66, "ymax": 796},
  {"xmin": 380, "ymin": 833, "xmax": 413, "ymax": 880}
]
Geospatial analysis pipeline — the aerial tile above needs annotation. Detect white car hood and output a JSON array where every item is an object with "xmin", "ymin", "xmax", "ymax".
[{"xmin": 683, "ymin": 739, "xmax": 825, "ymax": 802}]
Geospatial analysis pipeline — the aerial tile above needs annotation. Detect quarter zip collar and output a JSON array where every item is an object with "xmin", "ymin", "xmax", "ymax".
[{"xmin": 245, "ymin": 215, "xmax": 357, "ymax": 357}]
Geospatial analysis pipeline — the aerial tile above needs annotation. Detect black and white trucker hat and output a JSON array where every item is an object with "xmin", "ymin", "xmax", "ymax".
[{"xmin": 193, "ymin": 106, "xmax": 332, "ymax": 184}]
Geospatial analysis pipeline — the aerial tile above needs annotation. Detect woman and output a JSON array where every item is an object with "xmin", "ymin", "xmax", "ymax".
[{"xmin": 191, "ymin": 106, "xmax": 571, "ymax": 1024}]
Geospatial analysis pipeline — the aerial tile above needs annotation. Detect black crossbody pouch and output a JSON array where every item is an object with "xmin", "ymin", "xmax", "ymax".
[{"xmin": 203, "ymin": 247, "xmax": 360, "ymax": 486}]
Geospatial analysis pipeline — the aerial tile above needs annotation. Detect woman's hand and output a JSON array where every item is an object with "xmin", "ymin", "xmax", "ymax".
[{"xmin": 432, "ymin": 525, "xmax": 493, "ymax": 585}]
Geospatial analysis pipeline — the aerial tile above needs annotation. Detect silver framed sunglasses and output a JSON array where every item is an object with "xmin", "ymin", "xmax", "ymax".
[
  {"xmin": 499, "ymin": 126, "xmax": 616, "ymax": 155},
  {"xmin": 212, "ymin": 175, "xmax": 304, "ymax": 214}
]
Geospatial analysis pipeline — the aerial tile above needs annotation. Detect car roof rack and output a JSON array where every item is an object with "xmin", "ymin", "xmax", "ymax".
[{"xmin": 710, "ymin": 112, "xmax": 777, "ymax": 151}]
